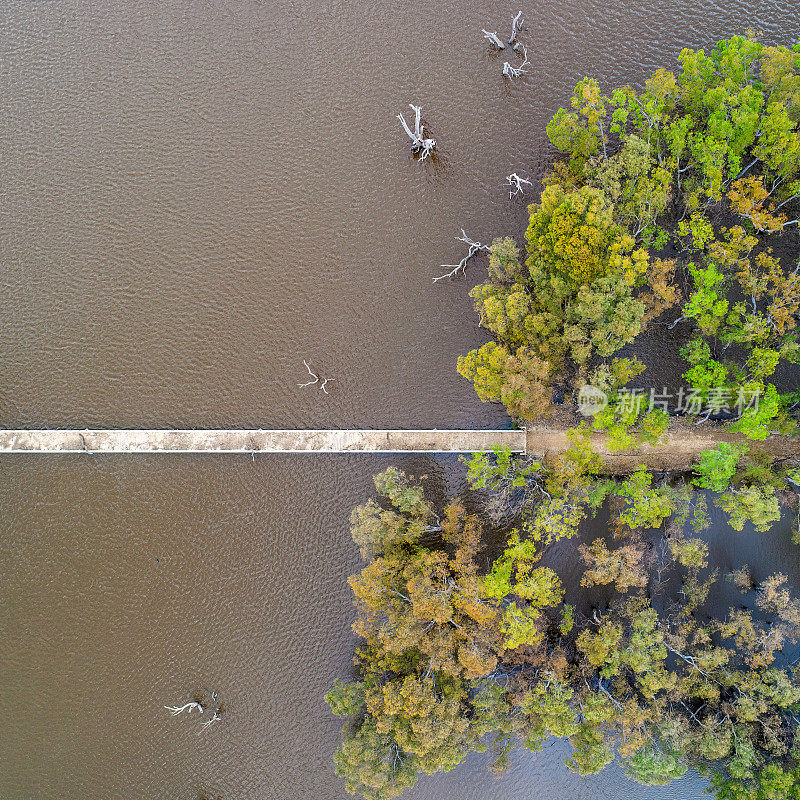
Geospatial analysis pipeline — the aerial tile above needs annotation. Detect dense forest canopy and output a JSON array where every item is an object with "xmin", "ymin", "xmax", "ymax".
[
  {"xmin": 458, "ymin": 34, "xmax": 800, "ymax": 444},
  {"xmin": 329, "ymin": 456, "xmax": 800, "ymax": 800},
  {"xmin": 328, "ymin": 35, "xmax": 800, "ymax": 800}
]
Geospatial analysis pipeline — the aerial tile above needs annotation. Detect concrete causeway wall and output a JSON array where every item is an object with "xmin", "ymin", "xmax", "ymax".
[{"xmin": 0, "ymin": 429, "xmax": 526, "ymax": 454}]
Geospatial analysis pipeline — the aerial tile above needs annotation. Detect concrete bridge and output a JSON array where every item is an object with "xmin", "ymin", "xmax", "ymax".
[
  {"xmin": 0, "ymin": 429, "xmax": 526, "ymax": 454},
  {"xmin": 2, "ymin": 427, "xmax": 797, "ymax": 472}
]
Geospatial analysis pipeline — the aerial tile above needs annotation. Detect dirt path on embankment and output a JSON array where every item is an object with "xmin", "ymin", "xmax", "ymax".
[{"xmin": 526, "ymin": 416, "xmax": 800, "ymax": 474}]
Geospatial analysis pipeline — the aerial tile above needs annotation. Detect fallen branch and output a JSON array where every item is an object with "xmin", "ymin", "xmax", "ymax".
[
  {"xmin": 200, "ymin": 711, "xmax": 222, "ymax": 730},
  {"xmin": 298, "ymin": 360, "xmax": 334, "ymax": 394},
  {"xmin": 165, "ymin": 701, "xmax": 203, "ymax": 717},
  {"xmin": 667, "ymin": 315, "xmax": 687, "ymax": 330},
  {"xmin": 397, "ymin": 104, "xmax": 436, "ymax": 161},
  {"xmin": 505, "ymin": 172, "xmax": 533, "ymax": 198},
  {"xmin": 503, "ymin": 44, "xmax": 529, "ymax": 80},
  {"xmin": 508, "ymin": 11, "xmax": 525, "ymax": 46},
  {"xmin": 433, "ymin": 230, "xmax": 492, "ymax": 282},
  {"xmin": 482, "ymin": 30, "xmax": 505, "ymax": 49},
  {"xmin": 298, "ymin": 360, "xmax": 320, "ymax": 388}
]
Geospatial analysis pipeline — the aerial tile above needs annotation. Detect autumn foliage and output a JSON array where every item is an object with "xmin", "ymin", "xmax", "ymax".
[{"xmin": 329, "ymin": 454, "xmax": 800, "ymax": 800}]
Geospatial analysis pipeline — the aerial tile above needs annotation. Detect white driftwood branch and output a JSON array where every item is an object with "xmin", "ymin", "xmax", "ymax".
[
  {"xmin": 505, "ymin": 172, "xmax": 534, "ymax": 198},
  {"xmin": 397, "ymin": 110, "xmax": 416, "ymax": 140},
  {"xmin": 412, "ymin": 104, "xmax": 423, "ymax": 138},
  {"xmin": 299, "ymin": 360, "xmax": 333, "ymax": 394},
  {"xmin": 482, "ymin": 30, "xmax": 505, "ymax": 49},
  {"xmin": 165, "ymin": 701, "xmax": 203, "ymax": 717},
  {"xmin": 503, "ymin": 45, "xmax": 529, "ymax": 80},
  {"xmin": 397, "ymin": 104, "xmax": 436, "ymax": 161},
  {"xmin": 433, "ymin": 230, "xmax": 492, "ymax": 282},
  {"xmin": 298, "ymin": 360, "xmax": 320, "ymax": 388},
  {"xmin": 508, "ymin": 11, "xmax": 525, "ymax": 46},
  {"xmin": 200, "ymin": 711, "xmax": 222, "ymax": 730}
]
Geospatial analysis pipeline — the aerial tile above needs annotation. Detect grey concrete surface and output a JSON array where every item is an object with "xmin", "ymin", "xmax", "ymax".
[{"xmin": 0, "ymin": 429, "xmax": 526, "ymax": 454}]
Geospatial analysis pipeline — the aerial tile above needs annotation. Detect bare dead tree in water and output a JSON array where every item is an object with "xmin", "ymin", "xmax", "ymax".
[
  {"xmin": 298, "ymin": 360, "xmax": 320, "ymax": 388},
  {"xmin": 505, "ymin": 172, "xmax": 534, "ymax": 198},
  {"xmin": 298, "ymin": 360, "xmax": 333, "ymax": 394},
  {"xmin": 503, "ymin": 45, "xmax": 529, "ymax": 80},
  {"xmin": 166, "ymin": 689, "xmax": 225, "ymax": 731},
  {"xmin": 483, "ymin": 12, "xmax": 525, "ymax": 50},
  {"xmin": 200, "ymin": 711, "xmax": 222, "ymax": 730},
  {"xmin": 397, "ymin": 104, "xmax": 436, "ymax": 161},
  {"xmin": 482, "ymin": 29, "xmax": 505, "ymax": 49},
  {"xmin": 433, "ymin": 230, "xmax": 493, "ymax": 282},
  {"xmin": 200, "ymin": 689, "xmax": 225, "ymax": 731},
  {"xmin": 508, "ymin": 11, "xmax": 526, "ymax": 47},
  {"xmin": 165, "ymin": 701, "xmax": 203, "ymax": 717}
]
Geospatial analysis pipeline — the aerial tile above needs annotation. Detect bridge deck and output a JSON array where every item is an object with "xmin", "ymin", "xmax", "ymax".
[{"xmin": 0, "ymin": 429, "xmax": 525, "ymax": 454}]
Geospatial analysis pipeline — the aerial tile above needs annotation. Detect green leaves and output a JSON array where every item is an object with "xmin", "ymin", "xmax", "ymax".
[
  {"xmin": 755, "ymin": 101, "xmax": 800, "ymax": 178},
  {"xmin": 349, "ymin": 468, "xmax": 436, "ymax": 560},
  {"xmin": 500, "ymin": 602, "xmax": 545, "ymax": 649},
  {"xmin": 339, "ymin": 33, "xmax": 800, "ymax": 800},
  {"xmin": 457, "ymin": 341, "xmax": 510, "ymax": 403},
  {"xmin": 711, "ymin": 762, "xmax": 800, "ymax": 800},
  {"xmin": 681, "ymin": 337, "xmax": 730, "ymax": 402},
  {"xmin": 546, "ymin": 78, "xmax": 609, "ymax": 167},
  {"xmin": 562, "ymin": 275, "xmax": 646, "ymax": 363},
  {"xmin": 366, "ymin": 675, "xmax": 470, "ymax": 774},
  {"xmin": 693, "ymin": 443, "xmax": 745, "ymax": 491},
  {"xmin": 675, "ymin": 36, "xmax": 766, "ymax": 199},
  {"xmin": 333, "ymin": 448, "xmax": 800, "ymax": 800},
  {"xmin": 730, "ymin": 383, "xmax": 782, "ymax": 440},
  {"xmin": 373, "ymin": 467, "xmax": 433, "ymax": 518},
  {"xmin": 326, "ymin": 679, "xmax": 367, "ymax": 717},
  {"xmin": 461, "ymin": 446, "xmax": 538, "ymax": 491},
  {"xmin": 624, "ymin": 744, "xmax": 688, "ymax": 786},
  {"xmin": 683, "ymin": 262, "xmax": 729, "ymax": 335},
  {"xmin": 333, "ymin": 719, "xmax": 419, "ymax": 800},
  {"xmin": 585, "ymin": 134, "xmax": 672, "ymax": 235},
  {"xmin": 716, "ymin": 484, "xmax": 781, "ymax": 532},
  {"xmin": 489, "ymin": 33, "xmax": 800, "ymax": 434},
  {"xmin": 525, "ymin": 184, "xmax": 648, "ymax": 288},
  {"xmin": 457, "ymin": 342, "xmax": 553, "ymax": 421},
  {"xmin": 615, "ymin": 469, "xmax": 674, "ymax": 530},
  {"xmin": 519, "ymin": 680, "xmax": 579, "ymax": 749}
]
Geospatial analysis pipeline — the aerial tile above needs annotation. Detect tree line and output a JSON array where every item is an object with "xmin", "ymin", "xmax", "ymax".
[
  {"xmin": 458, "ymin": 34, "xmax": 800, "ymax": 442},
  {"xmin": 328, "ymin": 452, "xmax": 800, "ymax": 800},
  {"xmin": 327, "ymin": 33, "xmax": 800, "ymax": 800}
]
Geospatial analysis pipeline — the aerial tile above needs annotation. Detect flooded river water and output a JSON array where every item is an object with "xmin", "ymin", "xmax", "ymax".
[{"xmin": 2, "ymin": 2, "xmax": 800, "ymax": 798}]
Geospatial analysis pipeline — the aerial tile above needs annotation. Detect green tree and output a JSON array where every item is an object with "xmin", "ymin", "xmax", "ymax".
[
  {"xmin": 615, "ymin": 469, "xmax": 674, "ymax": 530},
  {"xmin": 334, "ymin": 719, "xmax": 419, "ymax": 800},
  {"xmin": 579, "ymin": 538, "xmax": 648, "ymax": 592},
  {"xmin": 716, "ymin": 484, "xmax": 781, "ymax": 532},
  {"xmin": 693, "ymin": 443, "xmax": 745, "ymax": 491},
  {"xmin": 326, "ymin": 680, "xmax": 367, "ymax": 717},
  {"xmin": 461, "ymin": 446, "xmax": 538, "ymax": 492},
  {"xmin": 562, "ymin": 275, "xmax": 645, "ymax": 364},
  {"xmin": 526, "ymin": 184, "xmax": 649, "ymax": 287},
  {"xmin": 546, "ymin": 77, "xmax": 608, "ymax": 167},
  {"xmin": 624, "ymin": 744, "xmax": 688, "ymax": 785}
]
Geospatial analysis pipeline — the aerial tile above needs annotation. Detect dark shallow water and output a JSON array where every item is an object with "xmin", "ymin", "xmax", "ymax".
[{"xmin": 2, "ymin": 2, "xmax": 799, "ymax": 798}]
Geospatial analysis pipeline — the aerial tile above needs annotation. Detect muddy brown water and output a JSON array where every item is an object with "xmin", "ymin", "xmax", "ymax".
[{"xmin": 1, "ymin": 2, "xmax": 799, "ymax": 798}]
